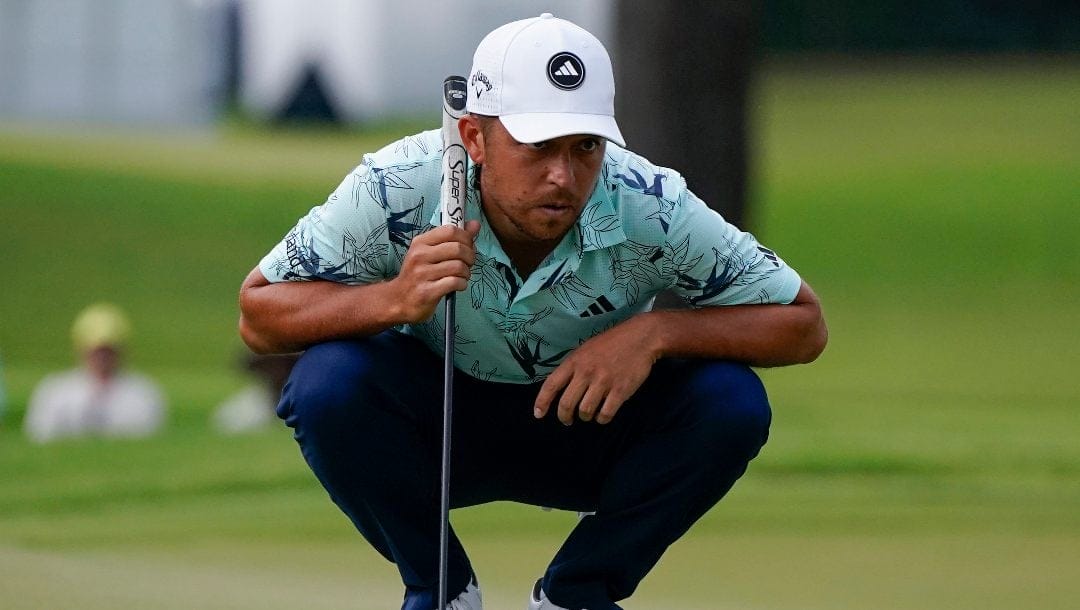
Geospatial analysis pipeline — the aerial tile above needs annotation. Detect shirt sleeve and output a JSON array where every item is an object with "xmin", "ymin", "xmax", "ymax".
[
  {"xmin": 23, "ymin": 376, "xmax": 65, "ymax": 443},
  {"xmin": 258, "ymin": 163, "xmax": 394, "ymax": 285},
  {"xmin": 664, "ymin": 189, "xmax": 802, "ymax": 306}
]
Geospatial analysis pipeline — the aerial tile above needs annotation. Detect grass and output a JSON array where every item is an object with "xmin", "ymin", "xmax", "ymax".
[{"xmin": 1, "ymin": 57, "xmax": 1078, "ymax": 608}]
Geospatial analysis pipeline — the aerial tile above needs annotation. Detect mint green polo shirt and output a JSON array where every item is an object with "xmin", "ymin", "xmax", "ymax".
[{"xmin": 259, "ymin": 129, "xmax": 802, "ymax": 383}]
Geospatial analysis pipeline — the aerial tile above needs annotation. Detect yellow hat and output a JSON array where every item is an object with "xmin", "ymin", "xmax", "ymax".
[{"xmin": 71, "ymin": 303, "xmax": 131, "ymax": 352}]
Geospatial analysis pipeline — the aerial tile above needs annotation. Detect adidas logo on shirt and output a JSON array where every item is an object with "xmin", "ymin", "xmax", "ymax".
[
  {"xmin": 757, "ymin": 245, "xmax": 780, "ymax": 268},
  {"xmin": 579, "ymin": 295, "xmax": 616, "ymax": 318}
]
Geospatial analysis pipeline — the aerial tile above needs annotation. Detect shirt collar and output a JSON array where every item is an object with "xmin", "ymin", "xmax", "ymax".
[{"xmin": 577, "ymin": 162, "xmax": 627, "ymax": 252}]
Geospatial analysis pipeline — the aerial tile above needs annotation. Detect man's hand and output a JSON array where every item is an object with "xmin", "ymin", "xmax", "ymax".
[
  {"xmin": 392, "ymin": 221, "xmax": 481, "ymax": 323},
  {"xmin": 533, "ymin": 316, "xmax": 659, "ymax": 426},
  {"xmin": 238, "ymin": 220, "xmax": 482, "ymax": 354}
]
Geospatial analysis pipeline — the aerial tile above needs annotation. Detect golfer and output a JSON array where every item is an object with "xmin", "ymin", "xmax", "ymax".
[{"xmin": 239, "ymin": 13, "xmax": 827, "ymax": 610}]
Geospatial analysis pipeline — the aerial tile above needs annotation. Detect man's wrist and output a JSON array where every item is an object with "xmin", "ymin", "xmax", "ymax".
[
  {"xmin": 375, "ymin": 279, "xmax": 411, "ymax": 326},
  {"xmin": 635, "ymin": 311, "xmax": 668, "ymax": 362}
]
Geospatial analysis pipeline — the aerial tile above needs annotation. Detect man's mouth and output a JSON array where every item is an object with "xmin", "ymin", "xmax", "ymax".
[
  {"xmin": 536, "ymin": 204, "xmax": 573, "ymax": 217},
  {"xmin": 538, "ymin": 201, "xmax": 573, "ymax": 211}
]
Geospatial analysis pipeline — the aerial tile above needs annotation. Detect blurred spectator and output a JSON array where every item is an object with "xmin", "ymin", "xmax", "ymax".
[
  {"xmin": 211, "ymin": 351, "xmax": 297, "ymax": 434},
  {"xmin": 23, "ymin": 303, "xmax": 166, "ymax": 443}
]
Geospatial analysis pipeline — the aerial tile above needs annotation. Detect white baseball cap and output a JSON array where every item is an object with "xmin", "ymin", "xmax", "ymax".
[{"xmin": 467, "ymin": 13, "xmax": 625, "ymax": 146}]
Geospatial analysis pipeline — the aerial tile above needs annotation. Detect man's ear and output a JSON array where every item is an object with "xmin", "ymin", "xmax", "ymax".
[{"xmin": 459, "ymin": 115, "xmax": 485, "ymax": 164}]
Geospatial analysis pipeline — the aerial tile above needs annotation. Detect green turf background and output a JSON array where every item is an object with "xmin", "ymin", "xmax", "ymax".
[{"xmin": 1, "ymin": 58, "xmax": 1078, "ymax": 609}]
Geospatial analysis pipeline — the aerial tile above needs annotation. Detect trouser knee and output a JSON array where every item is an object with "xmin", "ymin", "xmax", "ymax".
[
  {"xmin": 277, "ymin": 339, "xmax": 378, "ymax": 435},
  {"xmin": 686, "ymin": 361, "xmax": 772, "ymax": 464}
]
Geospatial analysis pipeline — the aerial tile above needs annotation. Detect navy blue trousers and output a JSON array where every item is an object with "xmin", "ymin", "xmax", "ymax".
[{"xmin": 276, "ymin": 331, "xmax": 771, "ymax": 610}]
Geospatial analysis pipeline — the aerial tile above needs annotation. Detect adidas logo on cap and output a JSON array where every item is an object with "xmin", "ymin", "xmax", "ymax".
[
  {"xmin": 554, "ymin": 61, "xmax": 579, "ymax": 77},
  {"xmin": 547, "ymin": 52, "xmax": 585, "ymax": 90}
]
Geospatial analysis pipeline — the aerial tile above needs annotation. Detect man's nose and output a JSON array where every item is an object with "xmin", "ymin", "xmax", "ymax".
[{"xmin": 546, "ymin": 153, "xmax": 574, "ymax": 188}]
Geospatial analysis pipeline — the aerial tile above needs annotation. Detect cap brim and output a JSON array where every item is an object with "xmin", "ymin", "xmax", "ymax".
[{"xmin": 500, "ymin": 113, "xmax": 625, "ymax": 147}]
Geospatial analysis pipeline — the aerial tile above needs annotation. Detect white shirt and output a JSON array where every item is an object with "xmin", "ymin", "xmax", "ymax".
[
  {"xmin": 24, "ymin": 369, "xmax": 166, "ymax": 443},
  {"xmin": 211, "ymin": 383, "xmax": 277, "ymax": 434}
]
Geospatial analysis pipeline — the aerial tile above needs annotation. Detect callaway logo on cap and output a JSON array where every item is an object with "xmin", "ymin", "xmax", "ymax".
[{"xmin": 467, "ymin": 13, "xmax": 625, "ymax": 146}]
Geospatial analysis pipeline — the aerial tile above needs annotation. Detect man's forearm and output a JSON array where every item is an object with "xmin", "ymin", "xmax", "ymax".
[
  {"xmin": 238, "ymin": 270, "xmax": 407, "ymax": 354},
  {"xmin": 637, "ymin": 282, "xmax": 828, "ymax": 367},
  {"xmin": 239, "ymin": 224, "xmax": 479, "ymax": 354}
]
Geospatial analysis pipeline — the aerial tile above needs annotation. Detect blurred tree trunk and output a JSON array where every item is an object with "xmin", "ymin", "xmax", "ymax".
[{"xmin": 614, "ymin": 0, "xmax": 756, "ymax": 229}]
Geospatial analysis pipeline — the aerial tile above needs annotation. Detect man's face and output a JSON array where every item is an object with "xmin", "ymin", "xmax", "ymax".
[
  {"xmin": 463, "ymin": 116, "xmax": 605, "ymax": 247},
  {"xmin": 83, "ymin": 345, "xmax": 121, "ymax": 381}
]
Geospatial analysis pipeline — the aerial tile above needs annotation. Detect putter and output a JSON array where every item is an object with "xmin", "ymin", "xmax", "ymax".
[{"xmin": 437, "ymin": 74, "xmax": 468, "ymax": 610}]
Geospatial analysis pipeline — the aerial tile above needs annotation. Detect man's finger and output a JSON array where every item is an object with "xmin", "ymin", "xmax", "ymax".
[
  {"xmin": 417, "ymin": 240, "xmax": 474, "ymax": 264},
  {"xmin": 414, "ymin": 225, "xmax": 476, "ymax": 249},
  {"xmin": 425, "ymin": 276, "xmax": 469, "ymax": 300},
  {"xmin": 534, "ymin": 368, "xmax": 570, "ymax": 419},
  {"xmin": 422, "ymin": 260, "xmax": 471, "ymax": 281},
  {"xmin": 556, "ymin": 376, "xmax": 589, "ymax": 426},
  {"xmin": 595, "ymin": 392, "xmax": 627, "ymax": 425},
  {"xmin": 412, "ymin": 224, "xmax": 455, "ymax": 245},
  {"xmin": 576, "ymin": 384, "xmax": 607, "ymax": 422}
]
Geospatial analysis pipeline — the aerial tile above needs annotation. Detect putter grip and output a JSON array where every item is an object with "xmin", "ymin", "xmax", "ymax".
[{"xmin": 440, "ymin": 76, "xmax": 468, "ymax": 228}]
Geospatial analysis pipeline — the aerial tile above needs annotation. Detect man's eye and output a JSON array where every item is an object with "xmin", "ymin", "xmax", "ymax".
[
  {"xmin": 527, "ymin": 141, "xmax": 548, "ymax": 150},
  {"xmin": 579, "ymin": 138, "xmax": 600, "ymax": 152}
]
